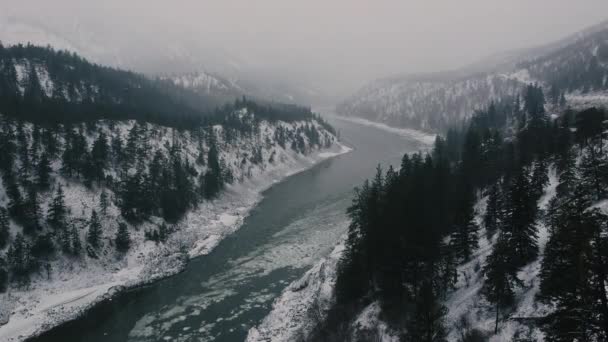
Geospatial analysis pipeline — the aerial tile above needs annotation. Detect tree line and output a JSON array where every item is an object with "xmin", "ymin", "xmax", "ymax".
[
  {"xmin": 314, "ymin": 84, "xmax": 608, "ymax": 341},
  {"xmin": 0, "ymin": 108, "xmax": 334, "ymax": 292}
]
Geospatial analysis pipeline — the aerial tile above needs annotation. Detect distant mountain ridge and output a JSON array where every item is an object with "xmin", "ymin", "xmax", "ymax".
[
  {"xmin": 0, "ymin": 16, "xmax": 333, "ymax": 108},
  {"xmin": 338, "ymin": 19, "xmax": 608, "ymax": 132}
]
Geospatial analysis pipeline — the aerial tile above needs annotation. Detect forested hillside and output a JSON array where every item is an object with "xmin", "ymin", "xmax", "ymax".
[
  {"xmin": 0, "ymin": 44, "xmax": 342, "ymax": 337},
  {"xmin": 338, "ymin": 20, "xmax": 608, "ymax": 132},
  {"xmin": 317, "ymin": 84, "xmax": 608, "ymax": 341},
  {"xmin": 0, "ymin": 43, "xmax": 227, "ymax": 126}
]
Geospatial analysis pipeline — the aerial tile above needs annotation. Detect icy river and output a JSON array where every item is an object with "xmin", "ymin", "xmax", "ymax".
[{"xmin": 31, "ymin": 116, "xmax": 429, "ymax": 342}]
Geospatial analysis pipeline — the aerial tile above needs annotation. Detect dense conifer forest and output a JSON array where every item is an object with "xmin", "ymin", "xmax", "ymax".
[
  {"xmin": 315, "ymin": 84, "xmax": 608, "ymax": 341},
  {"xmin": 0, "ymin": 44, "xmax": 337, "ymax": 296}
]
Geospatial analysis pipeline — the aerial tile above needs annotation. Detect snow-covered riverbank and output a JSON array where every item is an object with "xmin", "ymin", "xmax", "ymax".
[
  {"xmin": 0, "ymin": 130, "xmax": 352, "ymax": 342},
  {"xmin": 246, "ymin": 123, "xmax": 435, "ymax": 342},
  {"xmin": 334, "ymin": 115, "xmax": 437, "ymax": 146}
]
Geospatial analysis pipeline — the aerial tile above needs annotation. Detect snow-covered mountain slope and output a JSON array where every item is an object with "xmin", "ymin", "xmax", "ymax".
[
  {"xmin": 0, "ymin": 17, "xmax": 332, "ymax": 108},
  {"xmin": 443, "ymin": 170, "xmax": 558, "ymax": 342},
  {"xmin": 0, "ymin": 111, "xmax": 348, "ymax": 341},
  {"xmin": 251, "ymin": 165, "xmax": 573, "ymax": 342},
  {"xmin": 338, "ymin": 20, "xmax": 608, "ymax": 132}
]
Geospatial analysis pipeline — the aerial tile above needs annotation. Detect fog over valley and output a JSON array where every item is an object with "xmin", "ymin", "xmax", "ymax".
[
  {"xmin": 3, "ymin": 0, "xmax": 608, "ymax": 103},
  {"xmin": 2, "ymin": 2, "xmax": 608, "ymax": 342}
]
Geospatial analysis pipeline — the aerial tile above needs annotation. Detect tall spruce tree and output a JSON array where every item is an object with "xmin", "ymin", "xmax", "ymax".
[
  {"xmin": 87, "ymin": 210, "xmax": 102, "ymax": 249},
  {"xmin": 483, "ymin": 236, "xmax": 521, "ymax": 334},
  {"xmin": 36, "ymin": 152, "xmax": 52, "ymax": 190},
  {"xmin": 0, "ymin": 207, "xmax": 9, "ymax": 248},
  {"xmin": 47, "ymin": 185, "xmax": 67, "ymax": 229},
  {"xmin": 484, "ymin": 183, "xmax": 502, "ymax": 238},
  {"xmin": 115, "ymin": 222, "xmax": 131, "ymax": 252},
  {"xmin": 502, "ymin": 167, "xmax": 539, "ymax": 267}
]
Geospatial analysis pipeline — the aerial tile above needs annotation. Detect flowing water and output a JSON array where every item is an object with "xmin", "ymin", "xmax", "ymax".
[{"xmin": 32, "ymin": 117, "xmax": 428, "ymax": 342}]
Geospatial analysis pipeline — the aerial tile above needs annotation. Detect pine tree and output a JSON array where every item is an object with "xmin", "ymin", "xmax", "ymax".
[
  {"xmin": 5, "ymin": 171, "xmax": 24, "ymax": 219},
  {"xmin": 23, "ymin": 63, "xmax": 44, "ymax": 103},
  {"xmin": 87, "ymin": 210, "xmax": 102, "ymax": 249},
  {"xmin": 484, "ymin": 183, "xmax": 502, "ymax": 238},
  {"xmin": 70, "ymin": 224, "xmax": 82, "ymax": 256},
  {"xmin": 502, "ymin": 167, "xmax": 539, "ymax": 267},
  {"xmin": 450, "ymin": 186, "xmax": 479, "ymax": 261},
  {"xmin": 203, "ymin": 134, "xmax": 223, "ymax": 199},
  {"xmin": 23, "ymin": 188, "xmax": 42, "ymax": 234},
  {"xmin": 115, "ymin": 222, "xmax": 131, "ymax": 252},
  {"xmin": 36, "ymin": 152, "xmax": 52, "ymax": 190},
  {"xmin": 0, "ymin": 207, "xmax": 9, "ymax": 248},
  {"xmin": 99, "ymin": 190, "xmax": 109, "ymax": 216},
  {"xmin": 540, "ymin": 187, "xmax": 608, "ymax": 341},
  {"xmin": 404, "ymin": 283, "xmax": 448, "ymax": 342},
  {"xmin": 530, "ymin": 158, "xmax": 549, "ymax": 200},
  {"xmin": 7, "ymin": 233, "xmax": 32, "ymax": 284},
  {"xmin": 47, "ymin": 185, "xmax": 67, "ymax": 229},
  {"xmin": 59, "ymin": 228, "xmax": 71, "ymax": 254},
  {"xmin": 483, "ymin": 236, "xmax": 521, "ymax": 334},
  {"xmin": 0, "ymin": 255, "xmax": 8, "ymax": 293},
  {"xmin": 90, "ymin": 131, "xmax": 109, "ymax": 182}
]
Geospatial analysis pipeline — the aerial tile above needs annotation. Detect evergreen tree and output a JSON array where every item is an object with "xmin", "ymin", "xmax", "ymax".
[
  {"xmin": 484, "ymin": 183, "xmax": 502, "ymax": 238},
  {"xmin": 450, "ymin": 185, "xmax": 479, "ymax": 261},
  {"xmin": 22, "ymin": 188, "xmax": 42, "ymax": 234},
  {"xmin": 70, "ymin": 224, "xmax": 82, "ymax": 256},
  {"xmin": 483, "ymin": 236, "xmax": 521, "ymax": 334},
  {"xmin": 99, "ymin": 190, "xmax": 109, "ymax": 216},
  {"xmin": 530, "ymin": 158, "xmax": 549, "ymax": 199},
  {"xmin": 47, "ymin": 185, "xmax": 67, "ymax": 229},
  {"xmin": 203, "ymin": 134, "xmax": 223, "ymax": 199},
  {"xmin": 7, "ymin": 233, "xmax": 33, "ymax": 284},
  {"xmin": 115, "ymin": 222, "xmax": 131, "ymax": 252},
  {"xmin": 502, "ymin": 167, "xmax": 539, "ymax": 267},
  {"xmin": 0, "ymin": 207, "xmax": 9, "ymax": 248},
  {"xmin": 0, "ymin": 256, "xmax": 8, "ymax": 293},
  {"xmin": 540, "ymin": 187, "xmax": 608, "ymax": 341},
  {"xmin": 404, "ymin": 283, "xmax": 448, "ymax": 342},
  {"xmin": 36, "ymin": 152, "xmax": 52, "ymax": 190},
  {"xmin": 23, "ymin": 63, "xmax": 44, "ymax": 104},
  {"xmin": 87, "ymin": 210, "xmax": 102, "ymax": 249}
]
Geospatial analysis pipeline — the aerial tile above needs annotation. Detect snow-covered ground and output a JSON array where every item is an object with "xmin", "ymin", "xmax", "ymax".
[
  {"xmin": 246, "ymin": 125, "xmax": 435, "ymax": 342},
  {"xmin": 252, "ymin": 164, "xmax": 560, "ymax": 342},
  {"xmin": 445, "ymin": 168, "xmax": 558, "ymax": 341},
  {"xmin": 335, "ymin": 115, "xmax": 437, "ymax": 146},
  {"xmin": 0, "ymin": 118, "xmax": 351, "ymax": 342},
  {"xmin": 246, "ymin": 239, "xmax": 345, "ymax": 342}
]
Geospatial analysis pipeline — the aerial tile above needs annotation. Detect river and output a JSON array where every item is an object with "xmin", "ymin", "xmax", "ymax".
[{"xmin": 31, "ymin": 117, "xmax": 429, "ymax": 342}]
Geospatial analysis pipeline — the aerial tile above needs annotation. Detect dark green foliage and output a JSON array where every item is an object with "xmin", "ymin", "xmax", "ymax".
[
  {"xmin": 7, "ymin": 233, "xmax": 34, "ymax": 284},
  {"xmin": 483, "ymin": 236, "xmax": 521, "ymax": 333},
  {"xmin": 87, "ymin": 210, "xmax": 102, "ymax": 249},
  {"xmin": 501, "ymin": 167, "xmax": 539, "ymax": 267},
  {"xmin": 540, "ymin": 178, "xmax": 608, "ymax": 341},
  {"xmin": 22, "ymin": 188, "xmax": 42, "ymax": 234},
  {"xmin": 70, "ymin": 224, "xmax": 82, "ymax": 256},
  {"xmin": 46, "ymin": 185, "xmax": 67, "ymax": 229},
  {"xmin": 327, "ymin": 89, "xmax": 608, "ymax": 339},
  {"xmin": 202, "ymin": 133, "xmax": 224, "ymax": 199},
  {"xmin": 0, "ymin": 207, "xmax": 9, "ymax": 248},
  {"xmin": 450, "ymin": 185, "xmax": 479, "ymax": 262},
  {"xmin": 99, "ymin": 190, "xmax": 109, "ymax": 216},
  {"xmin": 484, "ymin": 183, "xmax": 502, "ymax": 238},
  {"xmin": 530, "ymin": 159, "xmax": 549, "ymax": 200},
  {"xmin": 115, "ymin": 222, "xmax": 131, "ymax": 252},
  {"xmin": 404, "ymin": 282, "xmax": 448, "ymax": 342},
  {"xmin": 0, "ymin": 256, "xmax": 8, "ymax": 292},
  {"xmin": 31, "ymin": 233, "xmax": 55, "ymax": 258},
  {"xmin": 36, "ymin": 152, "xmax": 52, "ymax": 190}
]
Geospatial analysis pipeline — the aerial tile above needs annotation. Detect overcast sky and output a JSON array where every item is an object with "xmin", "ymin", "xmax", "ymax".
[{"xmin": 3, "ymin": 0, "xmax": 608, "ymax": 95}]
